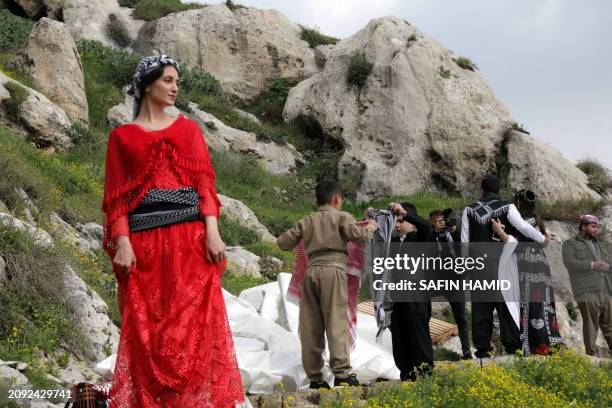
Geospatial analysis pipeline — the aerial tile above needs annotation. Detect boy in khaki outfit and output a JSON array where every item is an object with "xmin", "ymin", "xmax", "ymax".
[{"xmin": 277, "ymin": 181, "xmax": 378, "ymax": 389}]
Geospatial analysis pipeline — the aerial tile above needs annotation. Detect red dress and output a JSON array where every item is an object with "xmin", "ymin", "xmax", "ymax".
[{"xmin": 102, "ymin": 114, "xmax": 244, "ymax": 407}]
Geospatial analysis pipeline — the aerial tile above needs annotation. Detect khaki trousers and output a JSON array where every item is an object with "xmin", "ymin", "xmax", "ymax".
[
  {"xmin": 299, "ymin": 265, "xmax": 350, "ymax": 380},
  {"xmin": 577, "ymin": 291, "xmax": 612, "ymax": 355}
]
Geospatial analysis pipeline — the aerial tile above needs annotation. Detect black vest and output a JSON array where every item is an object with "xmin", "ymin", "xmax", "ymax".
[{"xmin": 466, "ymin": 194, "xmax": 516, "ymax": 243}]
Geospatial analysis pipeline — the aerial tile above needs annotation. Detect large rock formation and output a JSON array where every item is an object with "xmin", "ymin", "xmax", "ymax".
[
  {"xmin": 63, "ymin": 0, "xmax": 144, "ymax": 49},
  {"xmin": 0, "ymin": 72, "xmax": 73, "ymax": 151},
  {"xmin": 10, "ymin": 18, "xmax": 89, "ymax": 125},
  {"xmin": 219, "ymin": 194, "xmax": 275, "ymax": 241},
  {"xmin": 284, "ymin": 17, "xmax": 599, "ymax": 202},
  {"xmin": 135, "ymin": 4, "xmax": 320, "ymax": 102}
]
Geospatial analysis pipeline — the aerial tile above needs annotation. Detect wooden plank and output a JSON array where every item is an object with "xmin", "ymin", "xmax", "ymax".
[{"xmin": 357, "ymin": 301, "xmax": 458, "ymax": 344}]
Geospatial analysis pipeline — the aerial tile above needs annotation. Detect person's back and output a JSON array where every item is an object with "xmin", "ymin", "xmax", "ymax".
[
  {"xmin": 276, "ymin": 180, "xmax": 377, "ymax": 389},
  {"xmin": 278, "ymin": 204, "xmax": 375, "ymax": 267}
]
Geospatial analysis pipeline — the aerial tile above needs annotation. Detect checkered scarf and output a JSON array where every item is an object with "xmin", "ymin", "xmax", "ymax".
[{"xmin": 127, "ymin": 54, "xmax": 180, "ymax": 120}]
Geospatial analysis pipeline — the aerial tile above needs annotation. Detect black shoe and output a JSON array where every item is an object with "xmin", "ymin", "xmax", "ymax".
[
  {"xmin": 309, "ymin": 380, "xmax": 331, "ymax": 390},
  {"xmin": 334, "ymin": 373, "xmax": 360, "ymax": 387},
  {"xmin": 462, "ymin": 351, "xmax": 473, "ymax": 360}
]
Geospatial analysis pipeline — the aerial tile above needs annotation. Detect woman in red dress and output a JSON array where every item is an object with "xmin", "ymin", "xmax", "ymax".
[{"xmin": 102, "ymin": 55, "xmax": 245, "ymax": 407}]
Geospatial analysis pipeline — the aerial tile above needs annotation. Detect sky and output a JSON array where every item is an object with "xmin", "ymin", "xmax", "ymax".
[{"xmin": 202, "ymin": 0, "xmax": 612, "ymax": 167}]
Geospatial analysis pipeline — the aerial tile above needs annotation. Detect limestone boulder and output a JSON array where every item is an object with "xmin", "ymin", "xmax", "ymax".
[
  {"xmin": 76, "ymin": 222, "xmax": 104, "ymax": 249},
  {"xmin": 49, "ymin": 212, "xmax": 97, "ymax": 256},
  {"xmin": 189, "ymin": 102, "xmax": 304, "ymax": 175},
  {"xmin": 543, "ymin": 221, "xmax": 576, "ymax": 301},
  {"xmin": 219, "ymin": 194, "xmax": 275, "ymax": 241},
  {"xmin": 63, "ymin": 264, "xmax": 119, "ymax": 362},
  {"xmin": 10, "ymin": 18, "xmax": 89, "ymax": 125},
  {"xmin": 234, "ymin": 108, "xmax": 260, "ymax": 124},
  {"xmin": 505, "ymin": 130, "xmax": 600, "ymax": 202},
  {"xmin": 0, "ymin": 72, "xmax": 72, "ymax": 151},
  {"xmin": 284, "ymin": 17, "xmax": 598, "ymax": 202},
  {"xmin": 63, "ymin": 0, "xmax": 144, "ymax": 49},
  {"xmin": 599, "ymin": 204, "xmax": 612, "ymax": 243},
  {"xmin": 135, "ymin": 4, "xmax": 319, "ymax": 102},
  {"xmin": 226, "ymin": 246, "xmax": 261, "ymax": 278},
  {"xmin": 0, "ymin": 212, "xmax": 53, "ymax": 247}
]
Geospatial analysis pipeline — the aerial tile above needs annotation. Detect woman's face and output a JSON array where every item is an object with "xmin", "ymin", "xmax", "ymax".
[{"xmin": 144, "ymin": 65, "xmax": 179, "ymax": 107}]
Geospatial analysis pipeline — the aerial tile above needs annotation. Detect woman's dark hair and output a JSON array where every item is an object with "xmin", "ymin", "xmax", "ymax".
[
  {"xmin": 134, "ymin": 63, "xmax": 180, "ymax": 117},
  {"xmin": 514, "ymin": 189, "xmax": 546, "ymax": 235}
]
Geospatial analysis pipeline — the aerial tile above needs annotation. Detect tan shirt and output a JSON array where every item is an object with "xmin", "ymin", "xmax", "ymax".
[{"xmin": 277, "ymin": 205, "xmax": 376, "ymax": 266}]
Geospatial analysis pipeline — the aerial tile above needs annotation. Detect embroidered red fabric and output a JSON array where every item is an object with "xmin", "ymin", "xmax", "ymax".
[{"xmin": 102, "ymin": 115, "xmax": 244, "ymax": 407}]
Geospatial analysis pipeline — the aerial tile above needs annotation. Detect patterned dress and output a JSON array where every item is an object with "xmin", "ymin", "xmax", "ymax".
[
  {"xmin": 102, "ymin": 114, "xmax": 244, "ymax": 407},
  {"xmin": 516, "ymin": 217, "xmax": 564, "ymax": 355}
]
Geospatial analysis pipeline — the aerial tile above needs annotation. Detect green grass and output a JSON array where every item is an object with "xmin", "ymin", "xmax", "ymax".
[
  {"xmin": 537, "ymin": 197, "xmax": 606, "ymax": 222},
  {"xmin": 225, "ymin": 0, "xmax": 246, "ymax": 12},
  {"xmin": 438, "ymin": 65, "xmax": 451, "ymax": 79},
  {"xmin": 222, "ymin": 271, "xmax": 270, "ymax": 296},
  {"xmin": 0, "ymin": 9, "xmax": 32, "ymax": 53},
  {"xmin": 576, "ymin": 158, "xmax": 610, "ymax": 195},
  {"xmin": 299, "ymin": 25, "xmax": 339, "ymax": 48},
  {"xmin": 453, "ymin": 56, "xmax": 478, "ymax": 71},
  {"xmin": 0, "ymin": 225, "xmax": 87, "ymax": 369},
  {"xmin": 433, "ymin": 346, "xmax": 462, "ymax": 361},
  {"xmin": 1, "ymin": 81, "xmax": 27, "ymax": 122},
  {"xmin": 131, "ymin": 0, "xmax": 205, "ymax": 21},
  {"xmin": 346, "ymin": 51, "xmax": 373, "ymax": 90},
  {"xmin": 320, "ymin": 349, "xmax": 610, "ymax": 407},
  {"xmin": 0, "ymin": 125, "xmax": 104, "ymax": 223},
  {"xmin": 246, "ymin": 78, "xmax": 300, "ymax": 122}
]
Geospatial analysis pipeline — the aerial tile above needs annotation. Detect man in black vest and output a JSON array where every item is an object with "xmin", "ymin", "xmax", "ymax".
[
  {"xmin": 460, "ymin": 176, "xmax": 549, "ymax": 358},
  {"xmin": 388, "ymin": 202, "xmax": 434, "ymax": 381}
]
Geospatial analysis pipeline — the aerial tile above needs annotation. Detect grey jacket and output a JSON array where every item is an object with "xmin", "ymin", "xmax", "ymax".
[{"xmin": 562, "ymin": 234, "xmax": 611, "ymax": 298}]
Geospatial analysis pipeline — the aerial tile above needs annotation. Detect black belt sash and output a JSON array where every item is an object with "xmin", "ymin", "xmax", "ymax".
[{"xmin": 128, "ymin": 187, "xmax": 200, "ymax": 232}]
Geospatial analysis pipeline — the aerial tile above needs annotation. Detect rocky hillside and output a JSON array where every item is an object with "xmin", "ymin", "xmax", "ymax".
[{"xmin": 0, "ymin": 0, "xmax": 610, "ymax": 406}]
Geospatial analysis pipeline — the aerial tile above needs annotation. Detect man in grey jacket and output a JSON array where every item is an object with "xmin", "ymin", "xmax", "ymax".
[{"xmin": 562, "ymin": 214, "xmax": 612, "ymax": 355}]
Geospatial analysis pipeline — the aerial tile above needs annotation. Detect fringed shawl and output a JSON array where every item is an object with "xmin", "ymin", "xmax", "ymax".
[{"xmin": 101, "ymin": 114, "xmax": 220, "ymax": 256}]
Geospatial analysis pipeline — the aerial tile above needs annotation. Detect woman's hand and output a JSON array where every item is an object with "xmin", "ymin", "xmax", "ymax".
[
  {"xmin": 204, "ymin": 215, "xmax": 226, "ymax": 264},
  {"xmin": 205, "ymin": 230, "xmax": 226, "ymax": 264},
  {"xmin": 113, "ymin": 235, "xmax": 137, "ymax": 273},
  {"xmin": 491, "ymin": 218, "xmax": 505, "ymax": 235}
]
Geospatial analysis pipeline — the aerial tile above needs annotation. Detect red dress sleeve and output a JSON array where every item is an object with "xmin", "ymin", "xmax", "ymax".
[
  {"xmin": 111, "ymin": 215, "xmax": 130, "ymax": 241},
  {"xmin": 188, "ymin": 123, "xmax": 221, "ymax": 219}
]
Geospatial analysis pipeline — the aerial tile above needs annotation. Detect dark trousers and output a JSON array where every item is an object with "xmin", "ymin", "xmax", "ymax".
[
  {"xmin": 390, "ymin": 301, "xmax": 434, "ymax": 381},
  {"xmin": 433, "ymin": 290, "xmax": 470, "ymax": 355},
  {"xmin": 472, "ymin": 301, "xmax": 520, "ymax": 358},
  {"xmin": 449, "ymin": 300, "xmax": 470, "ymax": 355}
]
